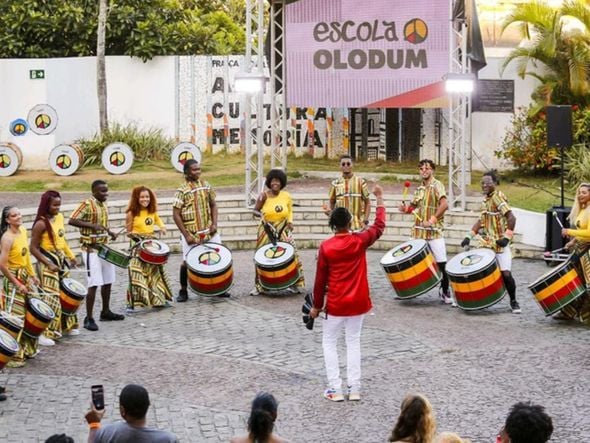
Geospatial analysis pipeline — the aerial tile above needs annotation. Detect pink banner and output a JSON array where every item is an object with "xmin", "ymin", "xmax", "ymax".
[{"xmin": 285, "ymin": 0, "xmax": 449, "ymax": 108}]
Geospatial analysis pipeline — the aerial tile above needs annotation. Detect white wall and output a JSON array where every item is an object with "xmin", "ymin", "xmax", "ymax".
[
  {"xmin": 0, "ymin": 56, "xmax": 175, "ymax": 169},
  {"xmin": 471, "ymin": 48, "xmax": 540, "ymax": 171}
]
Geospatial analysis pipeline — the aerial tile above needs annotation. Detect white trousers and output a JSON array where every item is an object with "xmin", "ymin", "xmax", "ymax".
[{"xmin": 322, "ymin": 314, "xmax": 365, "ymax": 392}]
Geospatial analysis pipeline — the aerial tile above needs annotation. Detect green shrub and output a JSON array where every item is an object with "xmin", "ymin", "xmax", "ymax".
[
  {"xmin": 495, "ymin": 106, "xmax": 559, "ymax": 172},
  {"xmin": 76, "ymin": 123, "xmax": 175, "ymax": 166},
  {"xmin": 565, "ymin": 143, "xmax": 590, "ymax": 188}
]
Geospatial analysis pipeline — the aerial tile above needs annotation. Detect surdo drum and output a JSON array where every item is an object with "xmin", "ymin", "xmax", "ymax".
[
  {"xmin": 60, "ymin": 278, "xmax": 88, "ymax": 316},
  {"xmin": 23, "ymin": 298, "xmax": 55, "ymax": 338},
  {"xmin": 138, "ymin": 240, "xmax": 170, "ymax": 265},
  {"xmin": 380, "ymin": 239, "xmax": 441, "ymax": 299},
  {"xmin": 446, "ymin": 249, "xmax": 506, "ymax": 311},
  {"xmin": 528, "ymin": 259, "xmax": 586, "ymax": 316},
  {"xmin": 254, "ymin": 242, "xmax": 300, "ymax": 291},
  {"xmin": 186, "ymin": 243, "xmax": 233, "ymax": 296},
  {"xmin": 0, "ymin": 329, "xmax": 19, "ymax": 370},
  {"xmin": 0, "ymin": 312, "xmax": 23, "ymax": 339}
]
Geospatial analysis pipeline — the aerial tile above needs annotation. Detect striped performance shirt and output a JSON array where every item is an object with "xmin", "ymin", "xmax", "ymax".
[
  {"xmin": 172, "ymin": 179, "xmax": 216, "ymax": 235},
  {"xmin": 410, "ymin": 178, "xmax": 446, "ymax": 240},
  {"xmin": 479, "ymin": 190, "xmax": 511, "ymax": 252},
  {"xmin": 69, "ymin": 196, "xmax": 110, "ymax": 247},
  {"xmin": 329, "ymin": 174, "xmax": 370, "ymax": 231}
]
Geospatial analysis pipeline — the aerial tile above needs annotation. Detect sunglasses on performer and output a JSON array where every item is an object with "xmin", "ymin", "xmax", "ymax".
[{"xmin": 341, "ymin": 162, "xmax": 352, "ymax": 166}]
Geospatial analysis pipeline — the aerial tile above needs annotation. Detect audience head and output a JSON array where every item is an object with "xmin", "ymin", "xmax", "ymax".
[
  {"xmin": 389, "ymin": 393, "xmax": 436, "ymax": 443},
  {"xmin": 436, "ymin": 431, "xmax": 471, "ymax": 443},
  {"xmin": 329, "ymin": 207, "xmax": 352, "ymax": 232},
  {"xmin": 248, "ymin": 392, "xmax": 278, "ymax": 442},
  {"xmin": 119, "ymin": 384, "xmax": 150, "ymax": 421},
  {"xmin": 500, "ymin": 402, "xmax": 553, "ymax": 443},
  {"xmin": 45, "ymin": 435, "xmax": 74, "ymax": 443}
]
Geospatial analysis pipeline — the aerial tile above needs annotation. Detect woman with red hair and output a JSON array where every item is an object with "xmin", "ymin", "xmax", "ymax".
[
  {"xmin": 30, "ymin": 191, "xmax": 79, "ymax": 341},
  {"xmin": 125, "ymin": 186, "xmax": 172, "ymax": 310}
]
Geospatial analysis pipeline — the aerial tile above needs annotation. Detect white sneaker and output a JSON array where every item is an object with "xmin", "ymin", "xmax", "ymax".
[
  {"xmin": 67, "ymin": 328, "xmax": 80, "ymax": 336},
  {"xmin": 38, "ymin": 335, "xmax": 55, "ymax": 346},
  {"xmin": 249, "ymin": 288, "xmax": 260, "ymax": 296}
]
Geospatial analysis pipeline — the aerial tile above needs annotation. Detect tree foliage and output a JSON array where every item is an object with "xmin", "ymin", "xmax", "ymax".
[
  {"xmin": 501, "ymin": 0, "xmax": 590, "ymax": 112},
  {"xmin": 0, "ymin": 0, "xmax": 246, "ymax": 60}
]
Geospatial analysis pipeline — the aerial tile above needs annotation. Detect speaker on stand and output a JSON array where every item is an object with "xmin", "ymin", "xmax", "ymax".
[{"xmin": 546, "ymin": 105, "xmax": 573, "ymax": 254}]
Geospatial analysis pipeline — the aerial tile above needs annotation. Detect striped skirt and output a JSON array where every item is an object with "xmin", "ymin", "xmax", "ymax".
[
  {"xmin": 254, "ymin": 218, "xmax": 305, "ymax": 292},
  {"xmin": 127, "ymin": 256, "xmax": 173, "ymax": 309},
  {"xmin": 561, "ymin": 250, "xmax": 590, "ymax": 325},
  {"xmin": 1, "ymin": 268, "xmax": 38, "ymax": 362}
]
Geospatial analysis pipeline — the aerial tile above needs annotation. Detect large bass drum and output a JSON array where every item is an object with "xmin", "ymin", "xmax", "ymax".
[
  {"xmin": 186, "ymin": 243, "xmax": 233, "ymax": 296},
  {"xmin": 254, "ymin": 242, "xmax": 300, "ymax": 291},
  {"xmin": 447, "ymin": 249, "xmax": 506, "ymax": 311},
  {"xmin": 380, "ymin": 239, "xmax": 441, "ymax": 299}
]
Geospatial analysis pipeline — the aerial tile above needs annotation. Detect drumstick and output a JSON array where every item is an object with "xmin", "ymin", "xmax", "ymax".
[
  {"xmin": 7, "ymin": 287, "xmax": 16, "ymax": 315},
  {"xmin": 552, "ymin": 211, "xmax": 565, "ymax": 229},
  {"xmin": 402, "ymin": 180, "xmax": 411, "ymax": 205}
]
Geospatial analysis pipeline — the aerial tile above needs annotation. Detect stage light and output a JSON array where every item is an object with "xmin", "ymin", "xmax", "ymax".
[
  {"xmin": 444, "ymin": 73, "xmax": 476, "ymax": 94},
  {"xmin": 234, "ymin": 72, "xmax": 268, "ymax": 94}
]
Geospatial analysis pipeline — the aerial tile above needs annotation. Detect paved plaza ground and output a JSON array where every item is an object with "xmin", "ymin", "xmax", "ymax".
[{"xmin": 0, "ymin": 250, "xmax": 589, "ymax": 442}]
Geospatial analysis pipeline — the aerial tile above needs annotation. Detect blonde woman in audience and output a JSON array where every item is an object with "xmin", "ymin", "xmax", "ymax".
[
  {"xmin": 436, "ymin": 432, "xmax": 471, "ymax": 443},
  {"xmin": 388, "ymin": 394, "xmax": 436, "ymax": 443}
]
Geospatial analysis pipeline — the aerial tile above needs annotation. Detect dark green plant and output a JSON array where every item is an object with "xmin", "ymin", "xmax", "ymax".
[
  {"xmin": 76, "ymin": 123, "xmax": 175, "ymax": 166},
  {"xmin": 0, "ymin": 0, "xmax": 245, "ymax": 60}
]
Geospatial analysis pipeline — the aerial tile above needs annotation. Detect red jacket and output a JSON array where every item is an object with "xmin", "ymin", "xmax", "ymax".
[{"xmin": 313, "ymin": 206, "xmax": 386, "ymax": 316}]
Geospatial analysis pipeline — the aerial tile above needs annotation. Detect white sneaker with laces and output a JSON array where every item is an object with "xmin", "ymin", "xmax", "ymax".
[
  {"xmin": 67, "ymin": 328, "xmax": 80, "ymax": 336},
  {"xmin": 38, "ymin": 335, "xmax": 55, "ymax": 346}
]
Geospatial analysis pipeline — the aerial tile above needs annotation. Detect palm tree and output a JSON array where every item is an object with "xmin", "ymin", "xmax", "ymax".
[
  {"xmin": 501, "ymin": 0, "xmax": 590, "ymax": 112},
  {"xmin": 97, "ymin": 0, "xmax": 108, "ymax": 133}
]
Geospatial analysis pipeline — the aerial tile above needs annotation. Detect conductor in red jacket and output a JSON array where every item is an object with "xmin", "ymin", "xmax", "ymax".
[{"xmin": 310, "ymin": 184, "xmax": 386, "ymax": 402}]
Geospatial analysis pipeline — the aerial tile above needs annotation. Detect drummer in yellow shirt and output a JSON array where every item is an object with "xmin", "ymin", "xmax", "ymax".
[
  {"xmin": 250, "ymin": 169, "xmax": 305, "ymax": 296},
  {"xmin": 30, "ymin": 191, "xmax": 79, "ymax": 343},
  {"xmin": 125, "ymin": 186, "xmax": 173, "ymax": 310},
  {"xmin": 0, "ymin": 206, "xmax": 40, "ymax": 367}
]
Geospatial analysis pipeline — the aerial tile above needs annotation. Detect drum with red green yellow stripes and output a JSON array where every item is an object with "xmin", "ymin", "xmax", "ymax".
[
  {"xmin": 380, "ymin": 239, "xmax": 441, "ymax": 299},
  {"xmin": 186, "ymin": 243, "xmax": 233, "ymax": 296},
  {"xmin": 447, "ymin": 249, "xmax": 506, "ymax": 310},
  {"xmin": 528, "ymin": 259, "xmax": 585, "ymax": 316},
  {"xmin": 254, "ymin": 242, "xmax": 300, "ymax": 291}
]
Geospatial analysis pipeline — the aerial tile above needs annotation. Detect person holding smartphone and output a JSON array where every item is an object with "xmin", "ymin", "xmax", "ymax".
[
  {"xmin": 310, "ymin": 184, "xmax": 386, "ymax": 402},
  {"xmin": 85, "ymin": 384, "xmax": 178, "ymax": 442}
]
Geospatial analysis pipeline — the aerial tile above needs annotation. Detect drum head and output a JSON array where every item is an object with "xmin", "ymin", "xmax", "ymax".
[
  {"xmin": 140, "ymin": 240, "xmax": 170, "ymax": 255},
  {"xmin": 49, "ymin": 144, "xmax": 82, "ymax": 176},
  {"xmin": 0, "ymin": 143, "xmax": 22, "ymax": 177},
  {"xmin": 0, "ymin": 329, "xmax": 19, "ymax": 354},
  {"xmin": 0, "ymin": 312, "xmax": 23, "ymax": 328},
  {"xmin": 170, "ymin": 142, "xmax": 202, "ymax": 172},
  {"xmin": 28, "ymin": 298, "xmax": 55, "ymax": 320},
  {"xmin": 254, "ymin": 242, "xmax": 295, "ymax": 267},
  {"xmin": 28, "ymin": 104, "xmax": 58, "ymax": 135},
  {"xmin": 380, "ymin": 239, "xmax": 427, "ymax": 266},
  {"xmin": 186, "ymin": 243, "xmax": 232, "ymax": 274},
  {"xmin": 102, "ymin": 142, "xmax": 134, "ymax": 175},
  {"xmin": 447, "ymin": 248, "xmax": 496, "ymax": 276},
  {"xmin": 62, "ymin": 278, "xmax": 88, "ymax": 296}
]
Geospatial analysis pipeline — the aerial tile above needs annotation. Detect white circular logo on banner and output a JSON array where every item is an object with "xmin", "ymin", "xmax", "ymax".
[
  {"xmin": 27, "ymin": 104, "xmax": 58, "ymax": 135},
  {"xmin": 102, "ymin": 142, "xmax": 134, "ymax": 175},
  {"xmin": 170, "ymin": 142, "xmax": 202, "ymax": 172}
]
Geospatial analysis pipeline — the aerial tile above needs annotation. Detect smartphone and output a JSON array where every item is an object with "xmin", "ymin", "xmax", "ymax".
[{"xmin": 91, "ymin": 385, "xmax": 105, "ymax": 410}]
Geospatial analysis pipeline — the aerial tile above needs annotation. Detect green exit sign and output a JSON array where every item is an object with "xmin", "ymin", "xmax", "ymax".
[{"xmin": 29, "ymin": 69, "xmax": 45, "ymax": 79}]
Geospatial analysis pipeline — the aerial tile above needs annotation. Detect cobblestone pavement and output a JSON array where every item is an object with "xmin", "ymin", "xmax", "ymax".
[{"xmin": 0, "ymin": 250, "xmax": 589, "ymax": 442}]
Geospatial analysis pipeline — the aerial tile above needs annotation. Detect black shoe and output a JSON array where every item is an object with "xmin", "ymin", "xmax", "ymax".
[
  {"xmin": 177, "ymin": 289, "xmax": 188, "ymax": 302},
  {"xmin": 0, "ymin": 386, "xmax": 5, "ymax": 394},
  {"xmin": 510, "ymin": 300, "xmax": 521, "ymax": 314},
  {"xmin": 0, "ymin": 393, "xmax": 6, "ymax": 402},
  {"xmin": 100, "ymin": 311, "xmax": 125, "ymax": 321},
  {"xmin": 217, "ymin": 292, "xmax": 231, "ymax": 298},
  {"xmin": 83, "ymin": 317, "xmax": 99, "ymax": 331}
]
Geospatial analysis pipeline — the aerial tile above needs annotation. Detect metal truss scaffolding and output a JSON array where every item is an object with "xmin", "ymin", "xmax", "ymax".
[
  {"xmin": 447, "ymin": 0, "xmax": 471, "ymax": 210},
  {"xmin": 244, "ymin": 0, "xmax": 287, "ymax": 206}
]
